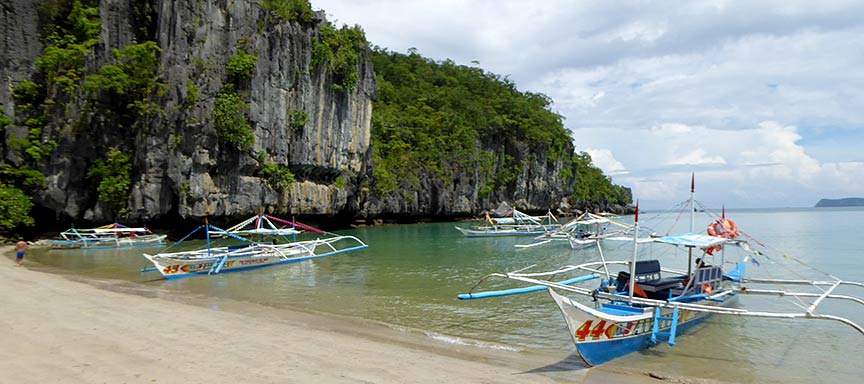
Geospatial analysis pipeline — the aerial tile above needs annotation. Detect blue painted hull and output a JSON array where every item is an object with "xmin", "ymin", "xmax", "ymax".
[
  {"xmin": 575, "ymin": 309, "xmax": 713, "ymax": 366},
  {"xmin": 549, "ymin": 288, "xmax": 739, "ymax": 366}
]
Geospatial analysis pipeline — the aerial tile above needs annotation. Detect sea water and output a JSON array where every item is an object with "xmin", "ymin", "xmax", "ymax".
[{"xmin": 25, "ymin": 207, "xmax": 864, "ymax": 383}]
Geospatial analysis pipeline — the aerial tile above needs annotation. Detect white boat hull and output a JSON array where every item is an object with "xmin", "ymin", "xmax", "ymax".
[
  {"xmin": 144, "ymin": 245, "xmax": 308, "ymax": 279},
  {"xmin": 51, "ymin": 234, "xmax": 167, "ymax": 250},
  {"xmin": 142, "ymin": 236, "xmax": 369, "ymax": 279}
]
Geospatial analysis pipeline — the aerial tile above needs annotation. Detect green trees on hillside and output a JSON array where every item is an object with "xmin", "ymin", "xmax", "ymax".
[
  {"xmin": 369, "ymin": 48, "xmax": 570, "ymax": 196},
  {"xmin": 369, "ymin": 48, "xmax": 630, "ymax": 206}
]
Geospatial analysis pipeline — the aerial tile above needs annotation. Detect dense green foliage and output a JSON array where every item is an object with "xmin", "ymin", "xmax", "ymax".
[
  {"xmin": 226, "ymin": 49, "xmax": 258, "ymax": 82},
  {"xmin": 289, "ymin": 110, "xmax": 308, "ymax": 131},
  {"xmin": 369, "ymin": 48, "xmax": 630, "ymax": 205},
  {"xmin": 87, "ymin": 148, "xmax": 132, "ymax": 217},
  {"xmin": 263, "ymin": 0, "xmax": 315, "ymax": 25},
  {"xmin": 258, "ymin": 159, "xmax": 296, "ymax": 190},
  {"xmin": 214, "ymin": 87, "xmax": 254, "ymax": 150},
  {"xmin": 312, "ymin": 23, "xmax": 367, "ymax": 90},
  {"xmin": 0, "ymin": 164, "xmax": 46, "ymax": 191},
  {"xmin": 84, "ymin": 41, "xmax": 164, "ymax": 118},
  {"xmin": 0, "ymin": 185, "xmax": 34, "ymax": 231},
  {"xmin": 36, "ymin": 0, "xmax": 101, "ymax": 96},
  {"xmin": 369, "ymin": 48, "xmax": 571, "ymax": 196},
  {"xmin": 571, "ymin": 152, "xmax": 631, "ymax": 204}
]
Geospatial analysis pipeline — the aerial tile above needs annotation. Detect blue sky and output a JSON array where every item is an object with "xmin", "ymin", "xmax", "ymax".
[{"xmin": 312, "ymin": 0, "xmax": 864, "ymax": 209}]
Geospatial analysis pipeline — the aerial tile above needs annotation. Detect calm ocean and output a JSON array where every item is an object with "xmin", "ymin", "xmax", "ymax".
[{"xmin": 25, "ymin": 207, "xmax": 864, "ymax": 383}]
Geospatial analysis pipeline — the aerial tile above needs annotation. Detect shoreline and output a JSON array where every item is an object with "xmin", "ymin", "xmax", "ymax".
[{"xmin": 0, "ymin": 245, "xmax": 662, "ymax": 383}]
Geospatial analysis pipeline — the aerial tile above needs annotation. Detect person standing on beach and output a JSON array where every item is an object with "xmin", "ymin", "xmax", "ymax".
[{"xmin": 15, "ymin": 240, "xmax": 27, "ymax": 266}]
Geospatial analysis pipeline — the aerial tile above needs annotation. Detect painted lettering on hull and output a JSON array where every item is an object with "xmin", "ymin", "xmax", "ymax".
[{"xmin": 575, "ymin": 310, "xmax": 700, "ymax": 342}]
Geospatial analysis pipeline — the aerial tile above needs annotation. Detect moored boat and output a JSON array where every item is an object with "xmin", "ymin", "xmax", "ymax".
[
  {"xmin": 50, "ymin": 223, "xmax": 167, "ymax": 250},
  {"xmin": 459, "ymin": 175, "xmax": 863, "ymax": 366},
  {"xmin": 142, "ymin": 222, "xmax": 368, "ymax": 279},
  {"xmin": 456, "ymin": 207, "xmax": 562, "ymax": 237},
  {"xmin": 515, "ymin": 212, "xmax": 633, "ymax": 249}
]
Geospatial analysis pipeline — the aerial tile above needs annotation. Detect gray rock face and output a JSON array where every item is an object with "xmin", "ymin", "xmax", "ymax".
[
  {"xmin": 0, "ymin": 0, "xmax": 42, "ymax": 121},
  {"xmin": 2, "ymin": 0, "xmax": 595, "ymax": 225}
]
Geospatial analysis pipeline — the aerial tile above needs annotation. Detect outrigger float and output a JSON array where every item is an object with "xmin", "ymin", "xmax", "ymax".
[
  {"xmin": 142, "ymin": 216, "xmax": 367, "ymax": 279},
  {"xmin": 459, "ymin": 176, "xmax": 863, "ymax": 366}
]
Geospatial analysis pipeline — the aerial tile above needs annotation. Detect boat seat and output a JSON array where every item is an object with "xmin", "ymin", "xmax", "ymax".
[
  {"xmin": 615, "ymin": 261, "xmax": 683, "ymax": 299},
  {"xmin": 632, "ymin": 260, "xmax": 683, "ymax": 292}
]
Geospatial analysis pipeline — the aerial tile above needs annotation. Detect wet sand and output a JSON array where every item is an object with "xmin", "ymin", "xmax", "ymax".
[{"xmin": 0, "ymin": 245, "xmax": 662, "ymax": 383}]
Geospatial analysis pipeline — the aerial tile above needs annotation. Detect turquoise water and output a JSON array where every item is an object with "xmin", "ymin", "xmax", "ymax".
[{"xmin": 25, "ymin": 207, "xmax": 864, "ymax": 383}]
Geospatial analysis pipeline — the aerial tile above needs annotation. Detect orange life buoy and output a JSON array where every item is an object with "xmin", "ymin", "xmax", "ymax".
[{"xmin": 707, "ymin": 218, "xmax": 739, "ymax": 239}]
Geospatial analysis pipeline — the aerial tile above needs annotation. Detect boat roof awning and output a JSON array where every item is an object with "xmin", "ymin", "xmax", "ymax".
[
  {"xmin": 90, "ymin": 228, "xmax": 149, "ymax": 233},
  {"xmin": 653, "ymin": 233, "xmax": 729, "ymax": 248}
]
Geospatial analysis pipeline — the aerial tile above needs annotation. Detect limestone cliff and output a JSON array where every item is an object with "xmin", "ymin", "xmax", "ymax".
[{"xmin": 1, "ymin": 0, "xmax": 625, "ymax": 228}]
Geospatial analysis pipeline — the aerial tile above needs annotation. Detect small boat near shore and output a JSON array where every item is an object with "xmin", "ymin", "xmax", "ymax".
[
  {"xmin": 142, "ymin": 220, "xmax": 368, "ymax": 279},
  {"xmin": 515, "ymin": 212, "xmax": 633, "ymax": 249},
  {"xmin": 50, "ymin": 223, "xmax": 167, "ymax": 250},
  {"xmin": 459, "ymin": 176, "xmax": 863, "ymax": 366},
  {"xmin": 456, "ymin": 206, "xmax": 561, "ymax": 237}
]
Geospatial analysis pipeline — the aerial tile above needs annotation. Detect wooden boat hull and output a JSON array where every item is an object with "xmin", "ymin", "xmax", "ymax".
[
  {"xmin": 549, "ymin": 288, "xmax": 736, "ymax": 366},
  {"xmin": 51, "ymin": 234, "xmax": 168, "ymax": 250}
]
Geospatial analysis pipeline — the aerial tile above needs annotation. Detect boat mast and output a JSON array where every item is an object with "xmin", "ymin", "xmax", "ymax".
[
  {"xmin": 205, "ymin": 217, "xmax": 212, "ymax": 258},
  {"xmin": 628, "ymin": 200, "xmax": 639, "ymax": 302},
  {"xmin": 721, "ymin": 205, "xmax": 726, "ymax": 266},
  {"xmin": 689, "ymin": 173, "xmax": 695, "ymax": 233},
  {"xmin": 688, "ymin": 174, "xmax": 695, "ymax": 276}
]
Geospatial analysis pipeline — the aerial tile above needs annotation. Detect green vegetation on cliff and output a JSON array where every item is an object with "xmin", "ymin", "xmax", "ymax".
[
  {"xmin": 87, "ymin": 148, "xmax": 132, "ymax": 218},
  {"xmin": 0, "ymin": 185, "xmax": 34, "ymax": 231},
  {"xmin": 214, "ymin": 87, "xmax": 255, "ymax": 150},
  {"xmin": 84, "ymin": 41, "xmax": 165, "ymax": 120},
  {"xmin": 312, "ymin": 23, "xmax": 367, "ymax": 91},
  {"xmin": 263, "ymin": 0, "xmax": 315, "ymax": 25}
]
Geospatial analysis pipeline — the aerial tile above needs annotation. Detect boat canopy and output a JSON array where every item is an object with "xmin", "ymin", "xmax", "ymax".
[
  {"xmin": 89, "ymin": 227, "xmax": 150, "ymax": 233},
  {"xmin": 653, "ymin": 233, "xmax": 730, "ymax": 248}
]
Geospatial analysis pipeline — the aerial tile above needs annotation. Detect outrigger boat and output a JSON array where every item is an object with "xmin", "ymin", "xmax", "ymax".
[
  {"xmin": 456, "ymin": 206, "xmax": 562, "ymax": 237},
  {"xmin": 515, "ymin": 212, "xmax": 633, "ymax": 249},
  {"xmin": 207, "ymin": 213, "xmax": 319, "ymax": 240},
  {"xmin": 50, "ymin": 223, "xmax": 167, "ymax": 250},
  {"xmin": 459, "ymin": 176, "xmax": 863, "ymax": 366},
  {"xmin": 142, "ymin": 220, "xmax": 367, "ymax": 279}
]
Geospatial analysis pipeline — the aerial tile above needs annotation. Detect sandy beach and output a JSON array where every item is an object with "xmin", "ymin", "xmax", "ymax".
[{"xmin": 0, "ymin": 245, "xmax": 663, "ymax": 384}]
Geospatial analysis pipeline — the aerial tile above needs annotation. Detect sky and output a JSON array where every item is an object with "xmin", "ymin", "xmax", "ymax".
[{"xmin": 312, "ymin": 0, "xmax": 864, "ymax": 209}]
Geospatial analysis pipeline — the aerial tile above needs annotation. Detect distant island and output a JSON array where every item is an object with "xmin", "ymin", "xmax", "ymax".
[{"xmin": 815, "ymin": 198, "xmax": 864, "ymax": 207}]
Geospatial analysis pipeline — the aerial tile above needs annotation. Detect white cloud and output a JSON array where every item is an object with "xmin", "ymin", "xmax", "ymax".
[{"xmin": 585, "ymin": 148, "xmax": 627, "ymax": 175}]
